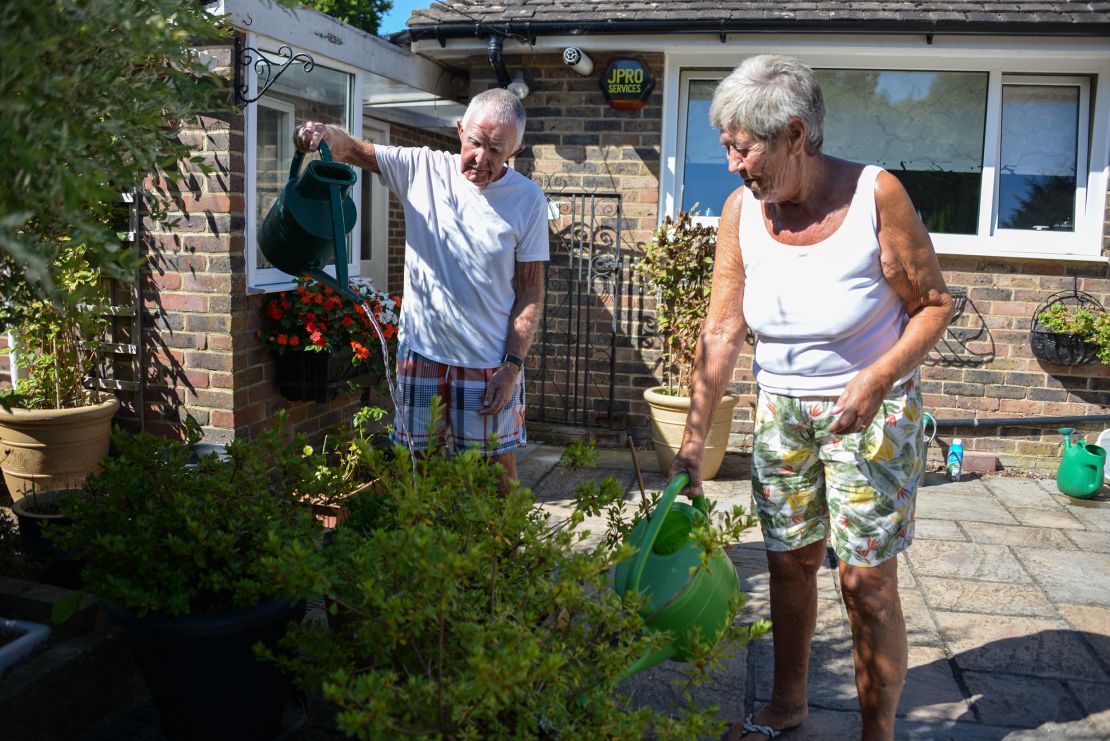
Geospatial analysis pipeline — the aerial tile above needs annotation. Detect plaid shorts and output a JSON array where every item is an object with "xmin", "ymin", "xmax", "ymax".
[
  {"xmin": 390, "ymin": 343, "xmax": 527, "ymax": 456},
  {"xmin": 751, "ymin": 374, "xmax": 923, "ymax": 567}
]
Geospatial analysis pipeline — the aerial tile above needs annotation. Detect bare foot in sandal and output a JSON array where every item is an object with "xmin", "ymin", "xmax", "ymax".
[{"xmin": 726, "ymin": 704, "xmax": 808, "ymax": 740}]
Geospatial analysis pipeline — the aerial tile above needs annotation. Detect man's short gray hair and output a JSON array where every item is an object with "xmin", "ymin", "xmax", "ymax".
[
  {"xmin": 461, "ymin": 88, "xmax": 527, "ymax": 148},
  {"xmin": 709, "ymin": 55, "xmax": 824, "ymax": 155}
]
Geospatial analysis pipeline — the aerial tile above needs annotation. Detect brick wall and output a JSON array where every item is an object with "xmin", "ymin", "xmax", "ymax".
[{"xmin": 140, "ymin": 37, "xmax": 372, "ymax": 446}]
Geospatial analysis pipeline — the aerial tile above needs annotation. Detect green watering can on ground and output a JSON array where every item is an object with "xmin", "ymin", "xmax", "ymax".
[
  {"xmin": 258, "ymin": 141, "xmax": 359, "ymax": 301},
  {"xmin": 612, "ymin": 473, "xmax": 741, "ymax": 684},
  {"xmin": 1056, "ymin": 428, "xmax": 1107, "ymax": 500}
]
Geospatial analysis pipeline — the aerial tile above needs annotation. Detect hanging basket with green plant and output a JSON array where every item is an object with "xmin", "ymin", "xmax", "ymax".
[{"xmin": 1029, "ymin": 282, "xmax": 1108, "ymax": 366}]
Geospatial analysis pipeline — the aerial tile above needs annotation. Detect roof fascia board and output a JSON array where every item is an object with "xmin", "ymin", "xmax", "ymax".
[
  {"xmin": 414, "ymin": 32, "xmax": 1110, "ymax": 60},
  {"xmin": 212, "ymin": 0, "xmax": 463, "ymax": 100}
]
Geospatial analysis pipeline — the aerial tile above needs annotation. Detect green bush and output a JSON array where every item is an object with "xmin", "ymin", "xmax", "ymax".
[
  {"xmin": 261, "ymin": 401, "xmax": 768, "ymax": 739},
  {"xmin": 54, "ymin": 413, "xmax": 324, "ymax": 615}
]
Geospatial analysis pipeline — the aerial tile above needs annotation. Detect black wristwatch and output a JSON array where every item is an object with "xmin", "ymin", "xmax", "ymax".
[{"xmin": 501, "ymin": 353, "xmax": 524, "ymax": 370}]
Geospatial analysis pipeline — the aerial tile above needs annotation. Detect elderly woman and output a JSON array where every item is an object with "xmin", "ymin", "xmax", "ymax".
[{"xmin": 671, "ymin": 56, "xmax": 952, "ymax": 741}]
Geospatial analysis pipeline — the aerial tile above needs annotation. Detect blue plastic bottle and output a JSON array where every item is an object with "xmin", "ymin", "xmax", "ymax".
[{"xmin": 946, "ymin": 438, "xmax": 964, "ymax": 482}]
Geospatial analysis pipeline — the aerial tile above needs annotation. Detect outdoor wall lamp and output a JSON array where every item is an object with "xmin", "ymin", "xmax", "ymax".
[
  {"xmin": 563, "ymin": 47, "xmax": 594, "ymax": 77},
  {"xmin": 507, "ymin": 70, "xmax": 531, "ymax": 100}
]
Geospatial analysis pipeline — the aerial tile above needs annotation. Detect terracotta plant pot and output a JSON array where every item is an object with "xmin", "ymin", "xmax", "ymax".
[
  {"xmin": 643, "ymin": 387, "xmax": 739, "ymax": 481},
  {"xmin": 0, "ymin": 396, "xmax": 120, "ymax": 501}
]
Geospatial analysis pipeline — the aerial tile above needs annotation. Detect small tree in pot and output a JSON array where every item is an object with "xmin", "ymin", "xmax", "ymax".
[{"xmin": 638, "ymin": 211, "xmax": 739, "ymax": 479}]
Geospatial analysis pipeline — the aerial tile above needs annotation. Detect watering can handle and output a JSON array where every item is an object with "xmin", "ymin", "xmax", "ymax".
[
  {"xmin": 287, "ymin": 140, "xmax": 335, "ymax": 182},
  {"xmin": 627, "ymin": 473, "xmax": 707, "ymax": 598}
]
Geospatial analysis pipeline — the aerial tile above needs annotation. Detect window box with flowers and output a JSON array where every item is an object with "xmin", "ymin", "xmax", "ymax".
[{"xmin": 259, "ymin": 277, "xmax": 400, "ymax": 403}]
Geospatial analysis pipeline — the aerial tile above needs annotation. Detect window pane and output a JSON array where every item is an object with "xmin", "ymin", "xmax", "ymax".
[
  {"xmin": 680, "ymin": 80, "xmax": 731, "ymax": 217},
  {"xmin": 998, "ymin": 84, "xmax": 1078, "ymax": 232},
  {"xmin": 256, "ymin": 54, "xmax": 352, "ymax": 269},
  {"xmin": 818, "ymin": 70, "xmax": 987, "ymax": 235}
]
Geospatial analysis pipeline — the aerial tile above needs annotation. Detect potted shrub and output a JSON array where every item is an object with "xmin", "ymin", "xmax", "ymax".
[
  {"xmin": 0, "ymin": 245, "xmax": 119, "ymax": 501},
  {"xmin": 638, "ymin": 211, "xmax": 739, "ymax": 479},
  {"xmin": 1030, "ymin": 301, "xmax": 1109, "ymax": 366},
  {"xmin": 50, "ymin": 413, "xmax": 325, "ymax": 741},
  {"xmin": 258, "ymin": 276, "xmax": 400, "ymax": 403},
  {"xmin": 259, "ymin": 403, "xmax": 769, "ymax": 739}
]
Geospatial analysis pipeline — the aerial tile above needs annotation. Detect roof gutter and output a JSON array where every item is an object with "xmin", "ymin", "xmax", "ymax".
[{"xmin": 388, "ymin": 18, "xmax": 1110, "ymax": 45}]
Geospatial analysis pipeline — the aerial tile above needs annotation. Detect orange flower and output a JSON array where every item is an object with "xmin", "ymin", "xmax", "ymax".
[
  {"xmin": 288, "ymin": 335, "xmax": 300, "ymax": 347},
  {"xmin": 277, "ymin": 334, "xmax": 288, "ymax": 346}
]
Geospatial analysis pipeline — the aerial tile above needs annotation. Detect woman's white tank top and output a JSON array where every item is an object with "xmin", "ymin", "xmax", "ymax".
[{"xmin": 740, "ymin": 165, "xmax": 908, "ymax": 396}]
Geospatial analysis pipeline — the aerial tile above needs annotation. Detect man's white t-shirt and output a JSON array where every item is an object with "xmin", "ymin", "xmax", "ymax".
[{"xmin": 374, "ymin": 146, "xmax": 550, "ymax": 368}]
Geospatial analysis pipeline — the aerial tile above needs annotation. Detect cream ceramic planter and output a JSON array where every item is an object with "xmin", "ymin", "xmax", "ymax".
[
  {"xmin": 0, "ymin": 396, "xmax": 120, "ymax": 501},
  {"xmin": 643, "ymin": 387, "xmax": 739, "ymax": 481}
]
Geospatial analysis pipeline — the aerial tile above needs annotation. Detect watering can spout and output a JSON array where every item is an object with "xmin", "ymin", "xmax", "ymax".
[{"xmin": 258, "ymin": 141, "xmax": 359, "ymax": 301}]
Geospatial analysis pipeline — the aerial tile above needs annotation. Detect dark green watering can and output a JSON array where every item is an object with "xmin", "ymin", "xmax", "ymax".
[
  {"xmin": 1056, "ymin": 428, "xmax": 1106, "ymax": 499},
  {"xmin": 612, "ymin": 473, "xmax": 741, "ymax": 683},
  {"xmin": 258, "ymin": 141, "xmax": 359, "ymax": 301}
]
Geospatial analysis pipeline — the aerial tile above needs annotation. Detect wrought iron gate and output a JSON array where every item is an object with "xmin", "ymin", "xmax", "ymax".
[{"xmin": 531, "ymin": 191, "xmax": 626, "ymax": 430}]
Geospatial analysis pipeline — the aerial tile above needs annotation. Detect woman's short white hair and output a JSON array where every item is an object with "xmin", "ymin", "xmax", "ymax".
[
  {"xmin": 709, "ymin": 55, "xmax": 825, "ymax": 155},
  {"xmin": 460, "ymin": 88, "xmax": 527, "ymax": 148}
]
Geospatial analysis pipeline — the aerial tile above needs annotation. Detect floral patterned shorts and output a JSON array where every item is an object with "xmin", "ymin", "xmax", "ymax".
[
  {"xmin": 390, "ymin": 342, "xmax": 527, "ymax": 456},
  {"xmin": 751, "ymin": 374, "xmax": 923, "ymax": 567}
]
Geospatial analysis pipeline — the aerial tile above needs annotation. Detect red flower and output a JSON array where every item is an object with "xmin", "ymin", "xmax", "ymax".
[
  {"xmin": 383, "ymin": 323, "xmax": 397, "ymax": 340},
  {"xmin": 342, "ymin": 316, "xmax": 353, "ymax": 328},
  {"xmin": 277, "ymin": 334, "xmax": 288, "ymax": 346},
  {"xmin": 289, "ymin": 335, "xmax": 300, "ymax": 347},
  {"xmin": 350, "ymin": 340, "xmax": 369, "ymax": 361},
  {"xmin": 310, "ymin": 331, "xmax": 325, "ymax": 347}
]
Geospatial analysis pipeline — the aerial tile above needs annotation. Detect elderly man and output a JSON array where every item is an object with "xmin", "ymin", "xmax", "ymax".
[{"xmin": 295, "ymin": 89, "xmax": 548, "ymax": 487}]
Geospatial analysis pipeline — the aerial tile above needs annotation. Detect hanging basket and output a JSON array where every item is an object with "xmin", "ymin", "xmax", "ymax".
[
  {"xmin": 274, "ymin": 350, "xmax": 375, "ymax": 403},
  {"xmin": 1028, "ymin": 279, "xmax": 1104, "ymax": 367}
]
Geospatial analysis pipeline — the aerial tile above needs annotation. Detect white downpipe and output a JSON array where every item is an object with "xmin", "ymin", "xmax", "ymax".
[{"xmin": 6, "ymin": 332, "xmax": 17, "ymax": 387}]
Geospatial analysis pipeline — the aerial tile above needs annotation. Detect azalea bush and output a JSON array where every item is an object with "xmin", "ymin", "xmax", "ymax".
[
  {"xmin": 638, "ymin": 211, "xmax": 717, "ymax": 393},
  {"xmin": 258, "ymin": 277, "xmax": 401, "ymax": 376}
]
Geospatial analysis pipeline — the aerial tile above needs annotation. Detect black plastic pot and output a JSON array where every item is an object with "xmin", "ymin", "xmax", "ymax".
[
  {"xmin": 104, "ymin": 599, "xmax": 304, "ymax": 741},
  {"xmin": 10, "ymin": 489, "xmax": 84, "ymax": 588},
  {"xmin": 273, "ymin": 350, "xmax": 375, "ymax": 403}
]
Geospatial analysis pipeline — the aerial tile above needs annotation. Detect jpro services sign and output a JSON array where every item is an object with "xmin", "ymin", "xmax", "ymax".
[{"xmin": 599, "ymin": 59, "xmax": 655, "ymax": 111}]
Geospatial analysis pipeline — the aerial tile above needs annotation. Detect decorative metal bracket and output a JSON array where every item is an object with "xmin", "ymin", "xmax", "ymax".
[{"xmin": 234, "ymin": 36, "xmax": 315, "ymax": 106}]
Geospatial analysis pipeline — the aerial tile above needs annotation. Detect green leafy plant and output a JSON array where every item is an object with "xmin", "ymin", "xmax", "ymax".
[
  {"xmin": 0, "ymin": 0, "xmax": 228, "ymax": 329},
  {"xmin": 560, "ymin": 438, "xmax": 600, "ymax": 470},
  {"xmin": 3, "ymin": 244, "xmax": 111, "ymax": 409},
  {"xmin": 1037, "ymin": 303, "xmax": 1110, "ymax": 363},
  {"xmin": 260, "ymin": 399, "xmax": 768, "ymax": 739},
  {"xmin": 638, "ymin": 211, "xmax": 717, "ymax": 393},
  {"xmin": 299, "ymin": 0, "xmax": 393, "ymax": 34},
  {"xmin": 52, "ymin": 412, "xmax": 324, "ymax": 616}
]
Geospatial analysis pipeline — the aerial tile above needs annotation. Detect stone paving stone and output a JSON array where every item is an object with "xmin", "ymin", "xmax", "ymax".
[
  {"xmin": 895, "ymin": 718, "xmax": 1029, "ymax": 739},
  {"xmin": 917, "ymin": 575, "xmax": 1057, "ymax": 617},
  {"xmin": 1056, "ymin": 603, "xmax": 1110, "ymax": 668},
  {"xmin": 900, "ymin": 588, "xmax": 944, "ymax": 647},
  {"xmin": 915, "ymin": 483, "xmax": 1018, "ymax": 525},
  {"xmin": 515, "ymin": 444, "xmax": 563, "ymax": 489},
  {"xmin": 959, "ymin": 670, "xmax": 1085, "ymax": 730},
  {"xmin": 1065, "ymin": 528, "xmax": 1110, "ymax": 553},
  {"xmin": 982, "ymin": 476, "xmax": 1065, "ymax": 510},
  {"xmin": 1013, "ymin": 547, "xmax": 1110, "ymax": 607},
  {"xmin": 959, "ymin": 520, "xmax": 1078, "ymax": 550},
  {"xmin": 904, "ymin": 541, "xmax": 1033, "ymax": 583},
  {"xmin": 897, "ymin": 552, "xmax": 918, "ymax": 589},
  {"xmin": 934, "ymin": 612, "xmax": 1107, "ymax": 681},
  {"xmin": 782, "ymin": 707, "xmax": 861, "ymax": 739},
  {"xmin": 913, "ymin": 518, "xmax": 966, "ymax": 541},
  {"xmin": 752, "ymin": 605, "xmax": 858, "ymax": 711},
  {"xmin": 1007, "ymin": 505, "xmax": 1086, "ymax": 529},
  {"xmin": 1059, "ymin": 497, "xmax": 1110, "ymax": 533},
  {"xmin": 899, "ymin": 645, "xmax": 972, "ymax": 722},
  {"xmin": 622, "ymin": 640, "xmax": 748, "ymax": 726},
  {"xmin": 1068, "ymin": 680, "xmax": 1110, "ymax": 738}
]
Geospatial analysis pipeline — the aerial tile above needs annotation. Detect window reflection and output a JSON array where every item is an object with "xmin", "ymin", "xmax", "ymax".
[{"xmin": 998, "ymin": 84, "xmax": 1079, "ymax": 232}]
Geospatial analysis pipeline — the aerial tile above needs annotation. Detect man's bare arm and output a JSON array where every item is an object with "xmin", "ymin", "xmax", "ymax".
[{"xmin": 293, "ymin": 122, "xmax": 379, "ymax": 173}]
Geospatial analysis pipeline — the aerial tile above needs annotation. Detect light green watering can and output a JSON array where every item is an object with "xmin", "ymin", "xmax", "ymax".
[
  {"xmin": 612, "ymin": 473, "xmax": 740, "ymax": 683},
  {"xmin": 1056, "ymin": 428, "xmax": 1106, "ymax": 500},
  {"xmin": 258, "ymin": 141, "xmax": 359, "ymax": 301}
]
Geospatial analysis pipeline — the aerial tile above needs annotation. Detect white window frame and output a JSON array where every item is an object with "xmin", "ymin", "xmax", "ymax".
[
  {"xmin": 245, "ymin": 33, "xmax": 363, "ymax": 292},
  {"xmin": 661, "ymin": 39, "xmax": 1110, "ymax": 262},
  {"xmin": 358, "ymin": 117, "xmax": 390, "ymax": 289}
]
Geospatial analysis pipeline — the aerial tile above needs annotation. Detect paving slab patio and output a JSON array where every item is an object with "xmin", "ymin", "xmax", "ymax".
[{"xmin": 516, "ymin": 443, "xmax": 1110, "ymax": 740}]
